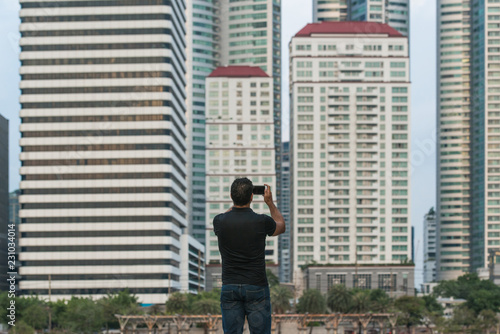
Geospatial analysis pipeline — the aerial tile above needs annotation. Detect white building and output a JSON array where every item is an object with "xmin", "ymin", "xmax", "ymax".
[
  {"xmin": 18, "ymin": 0, "xmax": 187, "ymax": 304},
  {"xmin": 312, "ymin": 0, "xmax": 409, "ymax": 37},
  {"xmin": 423, "ymin": 208, "xmax": 437, "ymax": 283},
  {"xmin": 185, "ymin": 0, "xmax": 282, "ymax": 246},
  {"xmin": 290, "ymin": 21, "xmax": 411, "ymax": 272},
  {"xmin": 179, "ymin": 235, "xmax": 205, "ymax": 294},
  {"xmin": 205, "ymin": 66, "xmax": 279, "ymax": 266}
]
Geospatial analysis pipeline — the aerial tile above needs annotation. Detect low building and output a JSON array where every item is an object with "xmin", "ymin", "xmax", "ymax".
[
  {"xmin": 179, "ymin": 235, "xmax": 205, "ymax": 294},
  {"xmin": 205, "ymin": 263, "xmax": 280, "ymax": 292},
  {"xmin": 303, "ymin": 264, "xmax": 415, "ymax": 298}
]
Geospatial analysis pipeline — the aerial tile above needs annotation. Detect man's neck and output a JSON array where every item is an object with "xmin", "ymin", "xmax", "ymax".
[{"xmin": 232, "ymin": 203, "xmax": 251, "ymax": 209}]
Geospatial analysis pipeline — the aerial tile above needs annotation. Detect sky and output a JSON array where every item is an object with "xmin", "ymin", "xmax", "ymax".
[{"xmin": 0, "ymin": 0, "xmax": 436, "ymax": 286}]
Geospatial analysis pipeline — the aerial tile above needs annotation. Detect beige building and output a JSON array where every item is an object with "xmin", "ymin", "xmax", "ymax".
[
  {"xmin": 290, "ymin": 21, "xmax": 411, "ymax": 275},
  {"xmin": 205, "ymin": 66, "xmax": 279, "ymax": 266}
]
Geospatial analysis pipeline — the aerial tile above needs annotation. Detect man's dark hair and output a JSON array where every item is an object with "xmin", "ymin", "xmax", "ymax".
[{"xmin": 231, "ymin": 177, "xmax": 253, "ymax": 206}]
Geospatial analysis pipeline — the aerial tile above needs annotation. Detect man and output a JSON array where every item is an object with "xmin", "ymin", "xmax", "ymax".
[{"xmin": 213, "ymin": 177, "xmax": 286, "ymax": 334}]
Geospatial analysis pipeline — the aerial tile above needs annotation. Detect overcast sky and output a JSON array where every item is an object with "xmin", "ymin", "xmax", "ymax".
[{"xmin": 0, "ymin": 0, "xmax": 435, "ymax": 285}]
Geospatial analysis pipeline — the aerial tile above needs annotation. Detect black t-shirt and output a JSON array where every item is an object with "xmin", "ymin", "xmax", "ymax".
[{"xmin": 213, "ymin": 207, "xmax": 277, "ymax": 286}]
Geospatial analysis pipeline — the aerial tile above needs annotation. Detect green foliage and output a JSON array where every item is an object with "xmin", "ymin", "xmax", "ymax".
[
  {"xmin": 165, "ymin": 292, "xmax": 189, "ymax": 315},
  {"xmin": 326, "ymin": 284, "xmax": 352, "ymax": 313},
  {"xmin": 266, "ymin": 269, "xmax": 279, "ymax": 288},
  {"xmin": 99, "ymin": 288, "xmax": 141, "ymax": 330},
  {"xmin": 16, "ymin": 296, "xmax": 48, "ymax": 330},
  {"xmin": 59, "ymin": 296, "xmax": 104, "ymax": 334},
  {"xmin": 8, "ymin": 320, "xmax": 34, "ymax": 334},
  {"xmin": 368, "ymin": 289, "xmax": 393, "ymax": 313},
  {"xmin": 192, "ymin": 299, "xmax": 220, "ymax": 315},
  {"xmin": 270, "ymin": 285, "xmax": 293, "ymax": 314},
  {"xmin": 433, "ymin": 273, "xmax": 500, "ymax": 314},
  {"xmin": 350, "ymin": 289, "xmax": 371, "ymax": 313},
  {"xmin": 296, "ymin": 289, "xmax": 326, "ymax": 314},
  {"xmin": 394, "ymin": 296, "xmax": 425, "ymax": 329}
]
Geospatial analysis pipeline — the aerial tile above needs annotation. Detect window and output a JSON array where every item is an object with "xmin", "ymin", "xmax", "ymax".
[{"xmin": 327, "ymin": 274, "xmax": 346, "ymax": 289}]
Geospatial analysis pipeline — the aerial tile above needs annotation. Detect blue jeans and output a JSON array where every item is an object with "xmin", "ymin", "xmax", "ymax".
[{"xmin": 220, "ymin": 284, "xmax": 272, "ymax": 334}]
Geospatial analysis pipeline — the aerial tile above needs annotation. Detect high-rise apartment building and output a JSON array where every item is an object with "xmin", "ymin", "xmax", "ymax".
[
  {"xmin": 220, "ymin": 0, "xmax": 282, "ymax": 202},
  {"xmin": 279, "ymin": 141, "xmax": 291, "ymax": 282},
  {"xmin": 185, "ymin": 0, "xmax": 281, "ymax": 246},
  {"xmin": 185, "ymin": 1, "xmax": 220, "ymax": 244},
  {"xmin": 290, "ymin": 22, "xmax": 411, "ymax": 272},
  {"xmin": 312, "ymin": 0, "xmax": 410, "ymax": 37},
  {"xmin": 436, "ymin": 0, "xmax": 500, "ymax": 280},
  {"xmin": 0, "ymin": 115, "xmax": 8, "ymax": 290},
  {"xmin": 18, "ymin": 0, "xmax": 188, "ymax": 304},
  {"xmin": 205, "ymin": 66, "xmax": 278, "ymax": 266},
  {"xmin": 423, "ymin": 208, "xmax": 437, "ymax": 283}
]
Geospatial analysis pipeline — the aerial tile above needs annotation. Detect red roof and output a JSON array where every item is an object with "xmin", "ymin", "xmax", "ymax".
[
  {"xmin": 295, "ymin": 21, "xmax": 403, "ymax": 38},
  {"xmin": 208, "ymin": 66, "xmax": 269, "ymax": 78}
]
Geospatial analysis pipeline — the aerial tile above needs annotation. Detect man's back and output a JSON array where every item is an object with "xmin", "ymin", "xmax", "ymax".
[{"xmin": 214, "ymin": 207, "xmax": 276, "ymax": 286}]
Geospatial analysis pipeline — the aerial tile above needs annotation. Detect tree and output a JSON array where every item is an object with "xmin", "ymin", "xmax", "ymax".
[
  {"xmin": 476, "ymin": 309, "xmax": 499, "ymax": 334},
  {"xmin": 192, "ymin": 299, "xmax": 220, "ymax": 315},
  {"xmin": 99, "ymin": 289, "xmax": 141, "ymax": 332},
  {"xmin": 421, "ymin": 295, "xmax": 444, "ymax": 334},
  {"xmin": 369, "ymin": 289, "xmax": 392, "ymax": 313},
  {"xmin": 433, "ymin": 273, "xmax": 500, "ymax": 315},
  {"xmin": 9, "ymin": 320, "xmax": 35, "ymax": 334},
  {"xmin": 350, "ymin": 289, "xmax": 371, "ymax": 313},
  {"xmin": 59, "ymin": 296, "xmax": 104, "ymax": 334},
  {"xmin": 165, "ymin": 292, "xmax": 189, "ymax": 314},
  {"xmin": 16, "ymin": 296, "xmax": 48, "ymax": 330},
  {"xmin": 448, "ymin": 306, "xmax": 476, "ymax": 334},
  {"xmin": 296, "ymin": 289, "xmax": 326, "ymax": 314},
  {"xmin": 394, "ymin": 296, "xmax": 425, "ymax": 333},
  {"xmin": 326, "ymin": 285, "xmax": 352, "ymax": 313},
  {"xmin": 266, "ymin": 269, "xmax": 280, "ymax": 288},
  {"xmin": 271, "ymin": 285, "xmax": 293, "ymax": 314}
]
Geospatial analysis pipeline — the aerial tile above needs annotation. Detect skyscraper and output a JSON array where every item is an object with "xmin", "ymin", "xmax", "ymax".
[
  {"xmin": 290, "ymin": 21, "xmax": 411, "ymax": 272},
  {"xmin": 279, "ymin": 141, "xmax": 292, "ymax": 282},
  {"xmin": 436, "ymin": 0, "xmax": 500, "ymax": 280},
  {"xmin": 423, "ymin": 208, "xmax": 437, "ymax": 283},
  {"xmin": 18, "ymin": 0, "xmax": 188, "ymax": 304},
  {"xmin": 0, "ymin": 115, "xmax": 8, "ymax": 291},
  {"xmin": 205, "ymin": 66, "xmax": 278, "ymax": 266},
  {"xmin": 219, "ymin": 0, "xmax": 282, "ymax": 203},
  {"xmin": 185, "ymin": 1, "xmax": 220, "ymax": 244},
  {"xmin": 312, "ymin": 0, "xmax": 410, "ymax": 37},
  {"xmin": 185, "ymin": 0, "xmax": 281, "ymax": 246}
]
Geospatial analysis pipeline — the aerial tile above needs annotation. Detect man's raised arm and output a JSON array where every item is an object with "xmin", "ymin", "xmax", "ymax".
[{"xmin": 263, "ymin": 184, "xmax": 285, "ymax": 236}]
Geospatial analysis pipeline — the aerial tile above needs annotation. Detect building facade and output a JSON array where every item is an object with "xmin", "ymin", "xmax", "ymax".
[
  {"xmin": 313, "ymin": 0, "xmax": 409, "ymax": 37},
  {"xmin": 279, "ymin": 141, "xmax": 292, "ymax": 282},
  {"xmin": 205, "ymin": 66, "xmax": 279, "ymax": 266},
  {"xmin": 436, "ymin": 0, "xmax": 500, "ymax": 280},
  {"xmin": 0, "ymin": 115, "xmax": 8, "ymax": 291},
  {"xmin": 185, "ymin": 0, "xmax": 220, "ymax": 245},
  {"xmin": 18, "ymin": 0, "xmax": 188, "ymax": 304},
  {"xmin": 423, "ymin": 207, "xmax": 437, "ymax": 283},
  {"xmin": 304, "ymin": 265, "xmax": 415, "ymax": 298},
  {"xmin": 179, "ymin": 234, "xmax": 205, "ymax": 294},
  {"xmin": 219, "ymin": 0, "xmax": 282, "ymax": 204},
  {"xmin": 290, "ymin": 22, "xmax": 411, "ymax": 273},
  {"xmin": 185, "ymin": 0, "xmax": 281, "ymax": 246}
]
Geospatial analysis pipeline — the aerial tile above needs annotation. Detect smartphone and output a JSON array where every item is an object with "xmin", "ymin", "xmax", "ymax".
[{"xmin": 252, "ymin": 185, "xmax": 265, "ymax": 195}]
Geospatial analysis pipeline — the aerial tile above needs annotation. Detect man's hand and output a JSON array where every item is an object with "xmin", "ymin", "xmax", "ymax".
[
  {"xmin": 263, "ymin": 184, "xmax": 286, "ymax": 236},
  {"xmin": 264, "ymin": 184, "xmax": 274, "ymax": 206}
]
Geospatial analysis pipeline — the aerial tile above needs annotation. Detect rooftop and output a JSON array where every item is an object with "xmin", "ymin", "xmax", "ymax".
[
  {"xmin": 295, "ymin": 21, "xmax": 403, "ymax": 38},
  {"xmin": 208, "ymin": 66, "xmax": 269, "ymax": 78}
]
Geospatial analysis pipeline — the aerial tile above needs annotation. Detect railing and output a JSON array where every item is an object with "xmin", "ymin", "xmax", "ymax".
[{"xmin": 115, "ymin": 313, "xmax": 398, "ymax": 334}]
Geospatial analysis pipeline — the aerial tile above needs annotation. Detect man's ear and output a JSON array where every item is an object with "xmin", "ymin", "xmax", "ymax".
[{"xmin": 250, "ymin": 193, "xmax": 253, "ymax": 203}]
